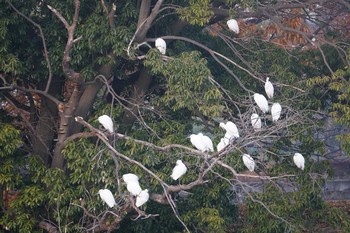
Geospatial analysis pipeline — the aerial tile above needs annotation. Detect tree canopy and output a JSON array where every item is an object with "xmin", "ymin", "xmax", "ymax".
[{"xmin": 1, "ymin": 0, "xmax": 350, "ymax": 232}]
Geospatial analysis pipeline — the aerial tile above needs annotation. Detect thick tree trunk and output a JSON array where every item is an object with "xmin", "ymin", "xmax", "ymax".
[
  {"xmin": 122, "ymin": 67, "xmax": 152, "ymax": 124},
  {"xmin": 31, "ymin": 98, "xmax": 57, "ymax": 166},
  {"xmin": 69, "ymin": 64, "xmax": 113, "ymax": 134}
]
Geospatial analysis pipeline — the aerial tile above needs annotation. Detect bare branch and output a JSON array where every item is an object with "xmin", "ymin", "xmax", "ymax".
[
  {"xmin": 135, "ymin": 0, "xmax": 163, "ymax": 42},
  {"xmin": 147, "ymin": 36, "xmax": 252, "ymax": 93}
]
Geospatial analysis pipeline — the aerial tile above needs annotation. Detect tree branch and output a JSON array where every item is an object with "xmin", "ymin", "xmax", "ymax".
[
  {"xmin": 7, "ymin": 1, "xmax": 53, "ymax": 93},
  {"xmin": 135, "ymin": 0, "xmax": 163, "ymax": 42}
]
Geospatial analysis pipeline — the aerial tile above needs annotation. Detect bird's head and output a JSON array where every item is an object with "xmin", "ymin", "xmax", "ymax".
[
  {"xmin": 176, "ymin": 160, "xmax": 182, "ymax": 165},
  {"xmin": 219, "ymin": 122, "xmax": 225, "ymax": 128},
  {"xmin": 266, "ymin": 77, "xmax": 270, "ymax": 82}
]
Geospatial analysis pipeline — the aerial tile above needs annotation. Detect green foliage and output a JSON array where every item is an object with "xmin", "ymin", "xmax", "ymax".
[
  {"xmin": 307, "ymin": 60, "xmax": 350, "ymax": 155},
  {"xmin": 145, "ymin": 50, "xmax": 224, "ymax": 117},
  {"xmin": 177, "ymin": 0, "xmax": 213, "ymax": 26},
  {"xmin": 1, "ymin": 0, "xmax": 349, "ymax": 232},
  {"xmin": 242, "ymin": 161, "xmax": 349, "ymax": 233}
]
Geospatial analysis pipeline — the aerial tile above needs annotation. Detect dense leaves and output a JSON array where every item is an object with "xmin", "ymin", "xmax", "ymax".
[{"xmin": 1, "ymin": 0, "xmax": 350, "ymax": 232}]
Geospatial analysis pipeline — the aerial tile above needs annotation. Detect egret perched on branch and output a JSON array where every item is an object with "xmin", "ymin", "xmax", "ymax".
[
  {"xmin": 126, "ymin": 182, "xmax": 142, "ymax": 196},
  {"xmin": 227, "ymin": 19, "xmax": 239, "ymax": 34},
  {"xmin": 136, "ymin": 189, "xmax": 149, "ymax": 207},
  {"xmin": 242, "ymin": 154, "xmax": 255, "ymax": 172},
  {"xmin": 190, "ymin": 133, "xmax": 214, "ymax": 152},
  {"xmin": 271, "ymin": 103, "xmax": 282, "ymax": 121},
  {"xmin": 251, "ymin": 113, "xmax": 262, "ymax": 130},
  {"xmin": 264, "ymin": 77, "xmax": 274, "ymax": 99},
  {"xmin": 253, "ymin": 93, "xmax": 269, "ymax": 113},
  {"xmin": 219, "ymin": 121, "xmax": 239, "ymax": 139},
  {"xmin": 217, "ymin": 138, "xmax": 229, "ymax": 152},
  {"xmin": 155, "ymin": 38, "xmax": 166, "ymax": 55},
  {"xmin": 171, "ymin": 160, "xmax": 187, "ymax": 180},
  {"xmin": 98, "ymin": 189, "xmax": 116, "ymax": 208},
  {"xmin": 122, "ymin": 173, "xmax": 139, "ymax": 184},
  {"xmin": 201, "ymin": 133, "xmax": 214, "ymax": 152},
  {"xmin": 98, "ymin": 115, "xmax": 114, "ymax": 133},
  {"xmin": 293, "ymin": 153, "xmax": 305, "ymax": 170}
]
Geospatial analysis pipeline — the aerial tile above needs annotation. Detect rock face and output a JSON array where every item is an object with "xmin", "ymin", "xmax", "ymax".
[{"xmin": 323, "ymin": 161, "xmax": 350, "ymax": 201}]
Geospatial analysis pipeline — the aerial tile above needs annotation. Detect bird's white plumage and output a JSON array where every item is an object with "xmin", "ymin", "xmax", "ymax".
[
  {"xmin": 155, "ymin": 38, "xmax": 166, "ymax": 55},
  {"xmin": 242, "ymin": 154, "xmax": 255, "ymax": 172},
  {"xmin": 293, "ymin": 153, "xmax": 305, "ymax": 170},
  {"xmin": 136, "ymin": 189, "xmax": 149, "ymax": 207},
  {"xmin": 219, "ymin": 121, "xmax": 239, "ymax": 138},
  {"xmin": 98, "ymin": 189, "xmax": 116, "ymax": 208},
  {"xmin": 122, "ymin": 173, "xmax": 139, "ymax": 184},
  {"xmin": 98, "ymin": 115, "xmax": 114, "ymax": 133},
  {"xmin": 217, "ymin": 138, "xmax": 229, "ymax": 152},
  {"xmin": 200, "ymin": 133, "xmax": 214, "ymax": 152},
  {"xmin": 126, "ymin": 181, "xmax": 142, "ymax": 196},
  {"xmin": 190, "ymin": 133, "xmax": 214, "ymax": 152},
  {"xmin": 264, "ymin": 77, "xmax": 274, "ymax": 99},
  {"xmin": 227, "ymin": 19, "xmax": 239, "ymax": 34},
  {"xmin": 271, "ymin": 103, "xmax": 282, "ymax": 121},
  {"xmin": 253, "ymin": 93, "xmax": 269, "ymax": 113},
  {"xmin": 171, "ymin": 160, "xmax": 187, "ymax": 180},
  {"xmin": 251, "ymin": 113, "xmax": 262, "ymax": 130}
]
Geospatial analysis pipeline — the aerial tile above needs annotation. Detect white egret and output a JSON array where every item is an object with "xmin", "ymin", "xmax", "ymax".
[
  {"xmin": 253, "ymin": 93, "xmax": 269, "ymax": 113},
  {"xmin": 200, "ymin": 133, "xmax": 214, "ymax": 152},
  {"xmin": 293, "ymin": 153, "xmax": 305, "ymax": 170},
  {"xmin": 251, "ymin": 113, "xmax": 262, "ymax": 130},
  {"xmin": 264, "ymin": 77, "xmax": 274, "ymax": 99},
  {"xmin": 155, "ymin": 38, "xmax": 166, "ymax": 55},
  {"xmin": 171, "ymin": 160, "xmax": 187, "ymax": 180},
  {"xmin": 126, "ymin": 181, "xmax": 142, "ymax": 196},
  {"xmin": 271, "ymin": 103, "xmax": 282, "ymax": 121},
  {"xmin": 242, "ymin": 154, "xmax": 255, "ymax": 172},
  {"xmin": 227, "ymin": 19, "xmax": 239, "ymax": 34},
  {"xmin": 190, "ymin": 133, "xmax": 213, "ymax": 152},
  {"xmin": 217, "ymin": 138, "xmax": 229, "ymax": 152},
  {"xmin": 122, "ymin": 173, "xmax": 139, "ymax": 184},
  {"xmin": 136, "ymin": 189, "xmax": 149, "ymax": 207},
  {"xmin": 98, "ymin": 189, "xmax": 116, "ymax": 208},
  {"xmin": 98, "ymin": 115, "xmax": 114, "ymax": 133},
  {"xmin": 219, "ymin": 121, "xmax": 239, "ymax": 138}
]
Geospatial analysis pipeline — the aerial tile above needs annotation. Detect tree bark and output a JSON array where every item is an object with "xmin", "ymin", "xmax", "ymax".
[
  {"xmin": 31, "ymin": 98, "xmax": 57, "ymax": 166},
  {"xmin": 122, "ymin": 67, "xmax": 152, "ymax": 124}
]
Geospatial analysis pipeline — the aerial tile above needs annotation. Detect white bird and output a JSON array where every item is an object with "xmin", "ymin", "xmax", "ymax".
[
  {"xmin": 171, "ymin": 160, "xmax": 187, "ymax": 180},
  {"xmin": 271, "ymin": 103, "xmax": 282, "ymax": 121},
  {"xmin": 98, "ymin": 189, "xmax": 116, "ymax": 208},
  {"xmin": 155, "ymin": 38, "xmax": 166, "ymax": 55},
  {"xmin": 293, "ymin": 153, "xmax": 305, "ymax": 170},
  {"xmin": 122, "ymin": 173, "xmax": 139, "ymax": 184},
  {"xmin": 98, "ymin": 115, "xmax": 114, "ymax": 133},
  {"xmin": 217, "ymin": 138, "xmax": 229, "ymax": 152},
  {"xmin": 264, "ymin": 77, "xmax": 274, "ymax": 99},
  {"xmin": 242, "ymin": 154, "xmax": 255, "ymax": 172},
  {"xmin": 190, "ymin": 133, "xmax": 214, "ymax": 152},
  {"xmin": 219, "ymin": 121, "xmax": 239, "ymax": 138},
  {"xmin": 251, "ymin": 113, "xmax": 262, "ymax": 130},
  {"xmin": 253, "ymin": 93, "xmax": 269, "ymax": 113},
  {"xmin": 200, "ymin": 133, "xmax": 214, "ymax": 152},
  {"xmin": 126, "ymin": 181, "xmax": 142, "ymax": 196},
  {"xmin": 227, "ymin": 19, "xmax": 239, "ymax": 34},
  {"xmin": 136, "ymin": 189, "xmax": 149, "ymax": 207}
]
